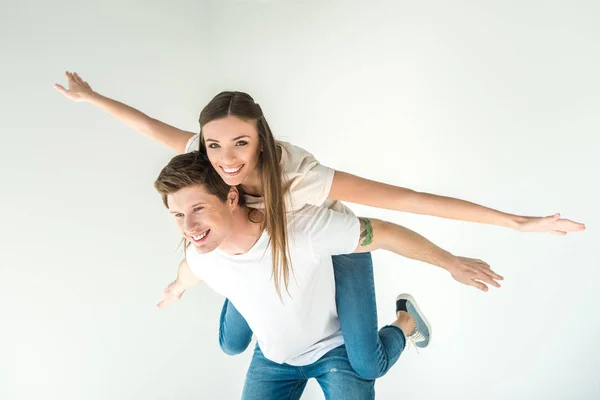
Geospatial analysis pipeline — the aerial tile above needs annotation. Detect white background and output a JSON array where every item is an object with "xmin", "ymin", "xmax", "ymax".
[{"xmin": 1, "ymin": 1, "xmax": 598, "ymax": 399}]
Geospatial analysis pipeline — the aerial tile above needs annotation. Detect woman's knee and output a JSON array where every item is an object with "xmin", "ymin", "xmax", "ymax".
[{"xmin": 219, "ymin": 335, "xmax": 252, "ymax": 356}]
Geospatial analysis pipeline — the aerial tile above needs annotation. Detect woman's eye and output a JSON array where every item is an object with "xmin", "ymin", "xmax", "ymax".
[
  {"xmin": 193, "ymin": 207, "xmax": 204, "ymax": 212},
  {"xmin": 235, "ymin": 141, "xmax": 248, "ymax": 146},
  {"xmin": 208, "ymin": 143, "xmax": 220, "ymax": 149},
  {"xmin": 175, "ymin": 213, "xmax": 184, "ymax": 218}
]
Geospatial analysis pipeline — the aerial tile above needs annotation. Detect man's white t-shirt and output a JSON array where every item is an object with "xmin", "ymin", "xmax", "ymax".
[
  {"xmin": 185, "ymin": 205, "xmax": 360, "ymax": 366},
  {"xmin": 185, "ymin": 135, "xmax": 353, "ymax": 215}
]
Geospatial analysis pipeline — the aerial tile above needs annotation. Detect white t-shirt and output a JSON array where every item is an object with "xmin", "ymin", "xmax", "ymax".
[
  {"xmin": 185, "ymin": 135, "xmax": 353, "ymax": 215},
  {"xmin": 186, "ymin": 205, "xmax": 360, "ymax": 366}
]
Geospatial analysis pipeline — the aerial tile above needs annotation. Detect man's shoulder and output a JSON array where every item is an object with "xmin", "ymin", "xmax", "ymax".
[
  {"xmin": 287, "ymin": 205, "xmax": 355, "ymax": 232},
  {"xmin": 287, "ymin": 205, "xmax": 328, "ymax": 223},
  {"xmin": 185, "ymin": 244, "xmax": 223, "ymax": 266}
]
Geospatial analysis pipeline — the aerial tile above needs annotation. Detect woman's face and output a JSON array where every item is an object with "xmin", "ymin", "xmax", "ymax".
[{"xmin": 202, "ymin": 115, "xmax": 262, "ymax": 187}]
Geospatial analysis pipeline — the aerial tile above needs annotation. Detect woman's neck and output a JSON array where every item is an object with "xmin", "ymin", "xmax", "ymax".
[
  {"xmin": 239, "ymin": 142, "xmax": 282, "ymax": 197},
  {"xmin": 240, "ymin": 170, "xmax": 263, "ymax": 197}
]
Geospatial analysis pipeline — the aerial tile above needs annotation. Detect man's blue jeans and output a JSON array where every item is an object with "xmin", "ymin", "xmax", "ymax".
[
  {"xmin": 242, "ymin": 344, "xmax": 375, "ymax": 400},
  {"xmin": 219, "ymin": 252, "xmax": 406, "ymax": 379}
]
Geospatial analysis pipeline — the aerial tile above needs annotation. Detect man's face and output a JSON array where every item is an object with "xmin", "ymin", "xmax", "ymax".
[{"xmin": 167, "ymin": 184, "xmax": 236, "ymax": 253}]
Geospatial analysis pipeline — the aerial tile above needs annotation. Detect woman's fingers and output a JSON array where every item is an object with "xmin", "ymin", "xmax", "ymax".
[{"xmin": 54, "ymin": 83, "xmax": 67, "ymax": 95}]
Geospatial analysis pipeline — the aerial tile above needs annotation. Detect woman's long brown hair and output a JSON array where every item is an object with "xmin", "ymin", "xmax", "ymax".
[{"xmin": 199, "ymin": 92, "xmax": 292, "ymax": 299}]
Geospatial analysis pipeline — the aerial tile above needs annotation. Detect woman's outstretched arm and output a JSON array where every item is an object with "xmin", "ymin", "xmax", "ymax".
[
  {"xmin": 329, "ymin": 170, "xmax": 586, "ymax": 234},
  {"xmin": 55, "ymin": 71, "xmax": 195, "ymax": 153}
]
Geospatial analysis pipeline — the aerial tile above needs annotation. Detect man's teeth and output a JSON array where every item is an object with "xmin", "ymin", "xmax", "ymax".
[
  {"xmin": 223, "ymin": 165, "xmax": 242, "ymax": 173},
  {"xmin": 192, "ymin": 231, "xmax": 208, "ymax": 241}
]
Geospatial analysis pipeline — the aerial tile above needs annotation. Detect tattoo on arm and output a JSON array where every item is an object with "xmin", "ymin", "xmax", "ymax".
[{"xmin": 358, "ymin": 218, "xmax": 373, "ymax": 246}]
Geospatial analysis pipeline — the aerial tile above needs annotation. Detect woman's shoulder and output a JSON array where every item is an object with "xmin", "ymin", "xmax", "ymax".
[{"xmin": 276, "ymin": 140, "xmax": 318, "ymax": 169}]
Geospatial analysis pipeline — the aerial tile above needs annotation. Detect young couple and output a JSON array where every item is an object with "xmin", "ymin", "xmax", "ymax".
[{"xmin": 56, "ymin": 72, "xmax": 585, "ymax": 399}]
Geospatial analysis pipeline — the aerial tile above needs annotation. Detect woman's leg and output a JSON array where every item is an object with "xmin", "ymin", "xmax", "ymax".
[
  {"xmin": 332, "ymin": 252, "xmax": 406, "ymax": 379},
  {"xmin": 218, "ymin": 298, "xmax": 254, "ymax": 355}
]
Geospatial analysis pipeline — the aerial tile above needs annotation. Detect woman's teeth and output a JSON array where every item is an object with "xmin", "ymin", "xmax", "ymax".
[{"xmin": 222, "ymin": 165, "xmax": 243, "ymax": 174}]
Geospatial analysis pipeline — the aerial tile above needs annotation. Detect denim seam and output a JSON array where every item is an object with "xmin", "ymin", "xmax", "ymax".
[
  {"xmin": 297, "ymin": 365, "xmax": 308, "ymax": 380},
  {"xmin": 287, "ymin": 379, "xmax": 306, "ymax": 400}
]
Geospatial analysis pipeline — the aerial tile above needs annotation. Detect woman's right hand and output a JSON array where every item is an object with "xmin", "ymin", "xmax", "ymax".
[
  {"xmin": 53, "ymin": 70, "xmax": 195, "ymax": 153},
  {"xmin": 54, "ymin": 71, "xmax": 95, "ymax": 101}
]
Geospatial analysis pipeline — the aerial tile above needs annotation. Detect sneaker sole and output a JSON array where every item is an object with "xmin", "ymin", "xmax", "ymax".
[{"xmin": 396, "ymin": 293, "xmax": 433, "ymax": 347}]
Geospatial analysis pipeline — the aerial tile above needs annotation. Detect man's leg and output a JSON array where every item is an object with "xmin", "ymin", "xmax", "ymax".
[
  {"xmin": 309, "ymin": 345, "xmax": 376, "ymax": 400},
  {"xmin": 218, "ymin": 299, "xmax": 253, "ymax": 355},
  {"xmin": 242, "ymin": 344, "xmax": 308, "ymax": 400}
]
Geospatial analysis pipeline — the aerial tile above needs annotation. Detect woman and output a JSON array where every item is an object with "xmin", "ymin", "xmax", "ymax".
[{"xmin": 54, "ymin": 72, "xmax": 584, "ymax": 379}]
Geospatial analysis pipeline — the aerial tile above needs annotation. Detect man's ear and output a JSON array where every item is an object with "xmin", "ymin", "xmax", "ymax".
[{"xmin": 227, "ymin": 186, "xmax": 240, "ymax": 209}]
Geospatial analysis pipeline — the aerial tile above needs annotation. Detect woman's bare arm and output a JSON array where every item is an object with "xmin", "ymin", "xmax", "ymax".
[
  {"xmin": 55, "ymin": 71, "xmax": 195, "ymax": 153},
  {"xmin": 329, "ymin": 170, "xmax": 586, "ymax": 234}
]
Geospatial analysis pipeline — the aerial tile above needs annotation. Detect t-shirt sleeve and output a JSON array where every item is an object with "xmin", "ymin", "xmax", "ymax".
[
  {"xmin": 185, "ymin": 134, "xmax": 201, "ymax": 154},
  {"xmin": 297, "ymin": 206, "xmax": 360, "ymax": 257},
  {"xmin": 282, "ymin": 143, "xmax": 336, "ymax": 209}
]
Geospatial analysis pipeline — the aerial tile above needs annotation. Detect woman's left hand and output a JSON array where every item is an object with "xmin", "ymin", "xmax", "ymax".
[{"xmin": 516, "ymin": 213, "xmax": 586, "ymax": 235}]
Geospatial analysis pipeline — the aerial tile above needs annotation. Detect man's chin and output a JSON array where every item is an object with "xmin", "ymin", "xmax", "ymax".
[{"xmin": 192, "ymin": 242, "xmax": 217, "ymax": 254}]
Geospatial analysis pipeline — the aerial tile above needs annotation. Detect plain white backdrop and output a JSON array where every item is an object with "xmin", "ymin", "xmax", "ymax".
[{"xmin": 1, "ymin": 1, "xmax": 598, "ymax": 399}]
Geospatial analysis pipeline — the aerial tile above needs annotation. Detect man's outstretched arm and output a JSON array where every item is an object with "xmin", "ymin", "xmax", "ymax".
[
  {"xmin": 353, "ymin": 217, "xmax": 503, "ymax": 292},
  {"xmin": 156, "ymin": 258, "xmax": 201, "ymax": 308}
]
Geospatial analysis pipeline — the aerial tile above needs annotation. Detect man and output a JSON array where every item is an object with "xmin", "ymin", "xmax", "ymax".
[{"xmin": 153, "ymin": 151, "xmax": 500, "ymax": 399}]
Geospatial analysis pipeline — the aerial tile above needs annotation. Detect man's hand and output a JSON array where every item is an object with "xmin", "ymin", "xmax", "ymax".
[
  {"xmin": 156, "ymin": 280, "xmax": 186, "ymax": 309},
  {"xmin": 54, "ymin": 71, "xmax": 94, "ymax": 102},
  {"xmin": 446, "ymin": 257, "xmax": 504, "ymax": 292},
  {"xmin": 516, "ymin": 213, "xmax": 585, "ymax": 235}
]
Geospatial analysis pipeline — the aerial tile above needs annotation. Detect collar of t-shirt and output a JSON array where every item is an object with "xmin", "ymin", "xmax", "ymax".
[{"xmin": 214, "ymin": 230, "xmax": 269, "ymax": 260}]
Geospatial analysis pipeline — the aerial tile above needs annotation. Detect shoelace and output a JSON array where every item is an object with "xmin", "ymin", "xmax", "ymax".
[{"xmin": 406, "ymin": 330, "xmax": 426, "ymax": 354}]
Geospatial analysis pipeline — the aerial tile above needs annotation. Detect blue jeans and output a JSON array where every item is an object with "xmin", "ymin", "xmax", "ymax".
[
  {"xmin": 242, "ymin": 344, "xmax": 375, "ymax": 400},
  {"xmin": 219, "ymin": 252, "xmax": 406, "ymax": 379}
]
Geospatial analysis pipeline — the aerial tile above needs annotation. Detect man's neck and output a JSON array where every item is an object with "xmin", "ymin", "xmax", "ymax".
[{"xmin": 218, "ymin": 206, "xmax": 264, "ymax": 255}]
